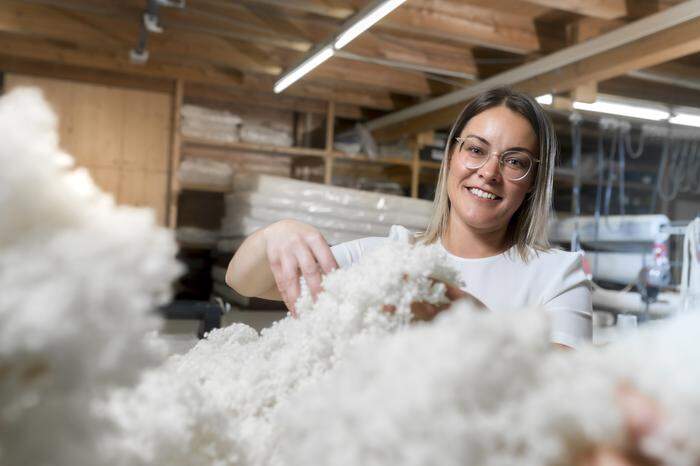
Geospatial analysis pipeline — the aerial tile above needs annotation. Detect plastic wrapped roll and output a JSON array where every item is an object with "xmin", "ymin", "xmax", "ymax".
[
  {"xmin": 177, "ymin": 158, "xmax": 233, "ymax": 190},
  {"xmin": 586, "ymin": 251, "xmax": 651, "ymax": 284},
  {"xmin": 550, "ymin": 215, "xmax": 670, "ymax": 245},
  {"xmin": 222, "ymin": 206, "xmax": 391, "ymax": 237},
  {"xmin": 219, "ymin": 216, "xmax": 367, "ymax": 246},
  {"xmin": 233, "ymin": 174, "xmax": 433, "ymax": 216},
  {"xmin": 592, "ymin": 286, "xmax": 678, "ymax": 317},
  {"xmin": 225, "ymin": 192, "xmax": 429, "ymax": 230}
]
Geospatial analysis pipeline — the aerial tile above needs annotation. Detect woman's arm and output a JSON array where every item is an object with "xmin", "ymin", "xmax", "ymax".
[{"xmin": 225, "ymin": 219, "xmax": 338, "ymax": 313}]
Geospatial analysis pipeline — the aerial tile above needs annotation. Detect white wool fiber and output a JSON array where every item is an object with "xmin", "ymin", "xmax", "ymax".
[
  {"xmin": 3, "ymin": 88, "xmax": 700, "ymax": 466},
  {"xmin": 272, "ymin": 305, "xmax": 700, "ymax": 466},
  {"xmin": 0, "ymin": 88, "xmax": 181, "ymax": 466},
  {"xmin": 102, "ymin": 241, "xmax": 459, "ymax": 466}
]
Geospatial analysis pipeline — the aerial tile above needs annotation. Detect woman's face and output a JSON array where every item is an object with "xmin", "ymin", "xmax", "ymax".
[{"xmin": 447, "ymin": 105, "xmax": 538, "ymax": 235}]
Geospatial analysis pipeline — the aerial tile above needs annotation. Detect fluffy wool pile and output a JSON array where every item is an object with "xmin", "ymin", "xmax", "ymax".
[
  {"xmin": 101, "ymin": 241, "xmax": 459, "ymax": 466},
  {"xmin": 0, "ymin": 88, "xmax": 181, "ymax": 466},
  {"xmin": 273, "ymin": 306, "xmax": 700, "ymax": 466}
]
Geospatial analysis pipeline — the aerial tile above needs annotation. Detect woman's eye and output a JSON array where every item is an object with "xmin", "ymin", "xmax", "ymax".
[{"xmin": 468, "ymin": 146, "xmax": 483, "ymax": 154}]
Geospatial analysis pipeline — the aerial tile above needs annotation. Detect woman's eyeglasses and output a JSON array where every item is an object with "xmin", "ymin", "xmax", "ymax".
[{"xmin": 454, "ymin": 137, "xmax": 539, "ymax": 181}]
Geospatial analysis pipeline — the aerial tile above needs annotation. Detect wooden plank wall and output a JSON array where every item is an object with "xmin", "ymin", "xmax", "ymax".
[{"xmin": 5, "ymin": 74, "xmax": 172, "ymax": 224}]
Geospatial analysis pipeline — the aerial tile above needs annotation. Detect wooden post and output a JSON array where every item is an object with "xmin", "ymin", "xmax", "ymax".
[
  {"xmin": 411, "ymin": 131, "xmax": 434, "ymax": 198},
  {"xmin": 410, "ymin": 136, "xmax": 421, "ymax": 198},
  {"xmin": 166, "ymin": 78, "xmax": 184, "ymax": 229},
  {"xmin": 324, "ymin": 100, "xmax": 335, "ymax": 185}
]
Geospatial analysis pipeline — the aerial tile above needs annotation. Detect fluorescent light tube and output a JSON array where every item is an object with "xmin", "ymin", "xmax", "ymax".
[
  {"xmin": 573, "ymin": 98, "xmax": 670, "ymax": 121},
  {"xmin": 334, "ymin": 0, "xmax": 406, "ymax": 49},
  {"xmin": 535, "ymin": 94, "xmax": 552, "ymax": 105},
  {"xmin": 669, "ymin": 112, "xmax": 700, "ymax": 128},
  {"xmin": 274, "ymin": 46, "xmax": 334, "ymax": 94}
]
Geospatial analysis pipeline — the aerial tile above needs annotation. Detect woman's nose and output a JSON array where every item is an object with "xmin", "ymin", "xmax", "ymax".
[{"xmin": 477, "ymin": 153, "xmax": 501, "ymax": 181}]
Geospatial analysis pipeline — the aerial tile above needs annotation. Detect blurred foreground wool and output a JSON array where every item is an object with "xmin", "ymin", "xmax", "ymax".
[
  {"xmin": 273, "ymin": 306, "xmax": 700, "ymax": 466},
  {"xmin": 0, "ymin": 88, "xmax": 181, "ymax": 466}
]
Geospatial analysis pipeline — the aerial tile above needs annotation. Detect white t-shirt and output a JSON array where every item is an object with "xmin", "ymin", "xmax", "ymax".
[{"xmin": 331, "ymin": 225, "xmax": 592, "ymax": 348}]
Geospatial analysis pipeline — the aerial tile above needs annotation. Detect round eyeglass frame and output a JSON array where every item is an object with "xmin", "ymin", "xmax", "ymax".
[{"xmin": 454, "ymin": 137, "xmax": 540, "ymax": 181}]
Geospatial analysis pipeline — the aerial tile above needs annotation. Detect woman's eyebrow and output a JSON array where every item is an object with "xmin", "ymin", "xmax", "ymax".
[
  {"xmin": 465, "ymin": 134, "xmax": 534, "ymax": 156},
  {"xmin": 465, "ymin": 134, "xmax": 490, "ymax": 145}
]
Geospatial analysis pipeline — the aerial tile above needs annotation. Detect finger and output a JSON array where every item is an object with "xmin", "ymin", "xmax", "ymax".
[
  {"xmin": 305, "ymin": 232, "xmax": 338, "ymax": 274},
  {"xmin": 616, "ymin": 384, "xmax": 662, "ymax": 441},
  {"xmin": 411, "ymin": 302, "xmax": 440, "ymax": 322},
  {"xmin": 581, "ymin": 447, "xmax": 634, "ymax": 466},
  {"xmin": 279, "ymin": 253, "xmax": 301, "ymax": 314},
  {"xmin": 294, "ymin": 243, "xmax": 323, "ymax": 299},
  {"xmin": 445, "ymin": 283, "xmax": 468, "ymax": 300},
  {"xmin": 443, "ymin": 282, "xmax": 488, "ymax": 311},
  {"xmin": 267, "ymin": 248, "xmax": 292, "ymax": 311}
]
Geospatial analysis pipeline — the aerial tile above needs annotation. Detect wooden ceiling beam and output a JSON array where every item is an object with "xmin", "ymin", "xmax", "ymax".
[
  {"xmin": 599, "ymin": 76, "xmax": 700, "ymax": 109},
  {"xmin": 236, "ymin": 0, "xmax": 354, "ymax": 20},
  {"xmin": 521, "ymin": 0, "xmax": 627, "ymax": 20},
  {"xmin": 366, "ymin": 3, "xmax": 700, "ymax": 140},
  {"xmin": 376, "ymin": 1, "xmax": 541, "ymax": 54},
  {"xmin": 0, "ymin": 55, "xmax": 174, "ymax": 93},
  {"xmin": 0, "ymin": 33, "xmax": 243, "ymax": 85},
  {"xmin": 184, "ymin": 82, "xmax": 365, "ymax": 120},
  {"xmin": 308, "ymin": 58, "xmax": 434, "ymax": 96},
  {"xmin": 238, "ymin": 74, "xmax": 398, "ymax": 112}
]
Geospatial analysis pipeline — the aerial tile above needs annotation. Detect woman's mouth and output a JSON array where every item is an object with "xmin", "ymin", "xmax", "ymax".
[{"xmin": 465, "ymin": 186, "xmax": 502, "ymax": 201}]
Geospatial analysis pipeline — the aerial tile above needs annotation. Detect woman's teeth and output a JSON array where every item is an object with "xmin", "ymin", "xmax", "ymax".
[{"xmin": 468, "ymin": 187, "xmax": 499, "ymax": 200}]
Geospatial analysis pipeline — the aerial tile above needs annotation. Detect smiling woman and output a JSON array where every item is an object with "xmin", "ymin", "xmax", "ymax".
[{"xmin": 226, "ymin": 87, "xmax": 592, "ymax": 348}]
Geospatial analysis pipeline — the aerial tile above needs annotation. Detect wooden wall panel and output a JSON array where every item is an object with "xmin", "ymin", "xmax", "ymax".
[{"xmin": 4, "ymin": 74, "xmax": 172, "ymax": 225}]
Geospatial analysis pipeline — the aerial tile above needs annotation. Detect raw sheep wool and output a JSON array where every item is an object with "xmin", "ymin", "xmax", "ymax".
[
  {"xmin": 101, "ymin": 240, "xmax": 460, "ymax": 466},
  {"xmin": 0, "ymin": 88, "xmax": 181, "ymax": 466},
  {"xmin": 272, "ymin": 305, "xmax": 700, "ymax": 466}
]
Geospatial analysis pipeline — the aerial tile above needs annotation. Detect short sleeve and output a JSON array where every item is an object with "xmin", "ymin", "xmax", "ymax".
[
  {"xmin": 540, "ymin": 251, "xmax": 593, "ymax": 348},
  {"xmin": 330, "ymin": 225, "xmax": 414, "ymax": 269}
]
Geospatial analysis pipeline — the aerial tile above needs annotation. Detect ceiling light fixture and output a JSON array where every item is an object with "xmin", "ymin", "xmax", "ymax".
[
  {"xmin": 535, "ymin": 94, "xmax": 553, "ymax": 105},
  {"xmin": 274, "ymin": 46, "xmax": 335, "ymax": 94},
  {"xmin": 669, "ymin": 112, "xmax": 700, "ymax": 128},
  {"xmin": 274, "ymin": 0, "xmax": 406, "ymax": 93},
  {"xmin": 573, "ymin": 97, "xmax": 670, "ymax": 121},
  {"xmin": 334, "ymin": 0, "xmax": 406, "ymax": 49}
]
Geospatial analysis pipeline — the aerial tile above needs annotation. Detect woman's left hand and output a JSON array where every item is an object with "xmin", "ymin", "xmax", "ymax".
[
  {"xmin": 580, "ymin": 384, "xmax": 663, "ymax": 466},
  {"xmin": 385, "ymin": 281, "xmax": 487, "ymax": 322}
]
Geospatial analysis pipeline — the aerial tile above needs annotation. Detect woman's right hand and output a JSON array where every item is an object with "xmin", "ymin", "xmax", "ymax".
[{"xmin": 263, "ymin": 219, "xmax": 338, "ymax": 315}]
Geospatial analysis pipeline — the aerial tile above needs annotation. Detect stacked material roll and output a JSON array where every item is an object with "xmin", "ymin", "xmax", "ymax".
[
  {"xmin": 183, "ymin": 145, "xmax": 292, "ymax": 178},
  {"xmin": 181, "ymin": 104, "xmax": 241, "ymax": 143},
  {"xmin": 240, "ymin": 120, "xmax": 293, "ymax": 147},
  {"xmin": 218, "ymin": 174, "xmax": 433, "ymax": 251},
  {"xmin": 177, "ymin": 157, "xmax": 233, "ymax": 191}
]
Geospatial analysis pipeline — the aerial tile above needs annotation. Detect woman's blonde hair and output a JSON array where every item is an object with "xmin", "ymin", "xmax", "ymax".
[{"xmin": 417, "ymin": 87, "xmax": 557, "ymax": 261}]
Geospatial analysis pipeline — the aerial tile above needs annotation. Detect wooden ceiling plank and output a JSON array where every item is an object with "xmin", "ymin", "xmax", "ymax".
[
  {"xmin": 522, "ymin": 0, "xmax": 627, "ymax": 20},
  {"xmin": 0, "ymin": 55, "xmax": 173, "ymax": 93},
  {"xmin": 1, "ymin": 1, "xmax": 284, "ymax": 76},
  {"xmin": 376, "ymin": 1, "xmax": 541, "ymax": 54},
  {"xmin": 0, "ymin": 33, "xmax": 243, "ymax": 85},
  {"xmin": 184, "ymin": 81, "xmax": 364, "ymax": 119},
  {"xmin": 0, "ymin": 0, "xmax": 124, "ymax": 45},
  {"xmin": 237, "ymin": 0, "xmax": 354, "ymax": 19}
]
